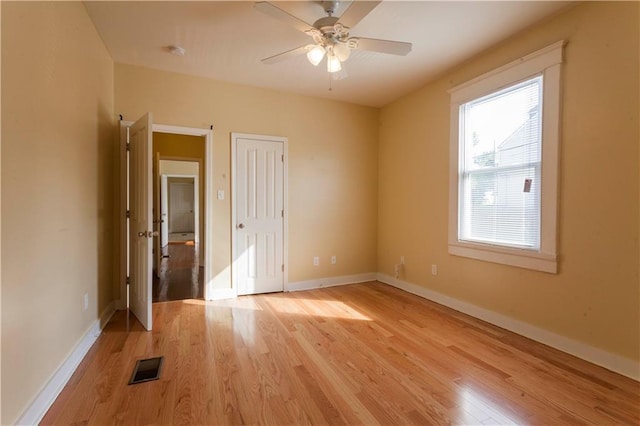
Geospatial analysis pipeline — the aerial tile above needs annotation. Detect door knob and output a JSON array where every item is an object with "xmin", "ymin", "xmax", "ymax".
[
  {"xmin": 238, "ymin": 223, "xmax": 245, "ymax": 229},
  {"xmin": 137, "ymin": 231, "xmax": 157, "ymax": 238}
]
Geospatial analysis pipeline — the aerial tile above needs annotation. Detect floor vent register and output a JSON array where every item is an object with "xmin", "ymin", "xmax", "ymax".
[{"xmin": 129, "ymin": 356, "xmax": 164, "ymax": 385}]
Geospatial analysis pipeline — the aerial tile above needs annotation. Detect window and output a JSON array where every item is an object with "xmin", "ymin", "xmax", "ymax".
[
  {"xmin": 460, "ymin": 76, "xmax": 542, "ymax": 249},
  {"xmin": 448, "ymin": 42, "xmax": 564, "ymax": 273}
]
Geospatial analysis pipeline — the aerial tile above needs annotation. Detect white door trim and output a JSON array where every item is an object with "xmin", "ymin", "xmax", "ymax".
[
  {"xmin": 119, "ymin": 121, "xmax": 213, "ymax": 306},
  {"xmin": 160, "ymin": 174, "xmax": 169, "ymax": 247},
  {"xmin": 231, "ymin": 132, "xmax": 288, "ymax": 296}
]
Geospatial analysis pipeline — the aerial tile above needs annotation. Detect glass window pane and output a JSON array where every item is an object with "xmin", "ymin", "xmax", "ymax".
[
  {"xmin": 463, "ymin": 76, "xmax": 542, "ymax": 171},
  {"xmin": 459, "ymin": 76, "xmax": 543, "ymax": 250}
]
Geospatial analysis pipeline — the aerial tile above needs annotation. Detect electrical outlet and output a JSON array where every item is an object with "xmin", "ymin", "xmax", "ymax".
[
  {"xmin": 83, "ymin": 293, "xmax": 89, "ymax": 311},
  {"xmin": 431, "ymin": 264, "xmax": 438, "ymax": 276},
  {"xmin": 331, "ymin": 255, "xmax": 337, "ymax": 265},
  {"xmin": 313, "ymin": 256, "xmax": 320, "ymax": 266}
]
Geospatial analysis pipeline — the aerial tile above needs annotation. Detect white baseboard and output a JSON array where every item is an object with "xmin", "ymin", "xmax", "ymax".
[
  {"xmin": 204, "ymin": 272, "xmax": 378, "ymax": 299},
  {"xmin": 286, "ymin": 272, "xmax": 377, "ymax": 292},
  {"xmin": 16, "ymin": 301, "xmax": 116, "ymax": 425},
  {"xmin": 377, "ymin": 273, "xmax": 640, "ymax": 381}
]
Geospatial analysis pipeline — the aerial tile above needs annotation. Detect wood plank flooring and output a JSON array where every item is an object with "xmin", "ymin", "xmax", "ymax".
[
  {"xmin": 153, "ymin": 242, "xmax": 203, "ymax": 302},
  {"xmin": 42, "ymin": 282, "xmax": 639, "ymax": 425}
]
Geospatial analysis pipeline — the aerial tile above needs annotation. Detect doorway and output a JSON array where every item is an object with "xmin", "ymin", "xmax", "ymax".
[
  {"xmin": 168, "ymin": 178, "xmax": 195, "ymax": 242},
  {"xmin": 120, "ymin": 118, "xmax": 213, "ymax": 330},
  {"xmin": 153, "ymin": 134, "xmax": 205, "ymax": 302}
]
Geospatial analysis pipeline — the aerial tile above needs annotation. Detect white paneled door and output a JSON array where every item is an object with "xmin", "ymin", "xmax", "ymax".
[
  {"xmin": 129, "ymin": 113, "xmax": 153, "ymax": 330},
  {"xmin": 169, "ymin": 181, "xmax": 195, "ymax": 233},
  {"xmin": 234, "ymin": 135, "xmax": 285, "ymax": 295}
]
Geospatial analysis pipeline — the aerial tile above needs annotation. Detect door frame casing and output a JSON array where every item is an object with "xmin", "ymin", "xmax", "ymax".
[
  {"xmin": 118, "ymin": 121, "xmax": 213, "ymax": 309},
  {"xmin": 231, "ymin": 132, "xmax": 288, "ymax": 295},
  {"xmin": 158, "ymin": 156, "xmax": 204, "ymax": 263}
]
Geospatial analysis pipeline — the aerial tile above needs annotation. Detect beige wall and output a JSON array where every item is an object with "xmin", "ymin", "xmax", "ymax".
[
  {"xmin": 115, "ymin": 64, "xmax": 379, "ymax": 287},
  {"xmin": 1, "ymin": 2, "xmax": 114, "ymax": 423},
  {"xmin": 160, "ymin": 159, "xmax": 199, "ymax": 175},
  {"xmin": 378, "ymin": 1, "xmax": 639, "ymax": 362}
]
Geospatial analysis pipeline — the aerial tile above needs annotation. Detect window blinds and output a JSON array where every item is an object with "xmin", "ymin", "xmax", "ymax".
[{"xmin": 459, "ymin": 75, "xmax": 543, "ymax": 250}]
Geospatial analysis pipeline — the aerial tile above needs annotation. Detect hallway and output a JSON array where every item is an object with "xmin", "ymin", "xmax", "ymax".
[{"xmin": 153, "ymin": 242, "xmax": 204, "ymax": 302}]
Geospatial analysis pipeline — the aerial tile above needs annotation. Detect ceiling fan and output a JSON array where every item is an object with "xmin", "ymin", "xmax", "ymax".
[{"xmin": 254, "ymin": 1, "xmax": 412, "ymax": 74}]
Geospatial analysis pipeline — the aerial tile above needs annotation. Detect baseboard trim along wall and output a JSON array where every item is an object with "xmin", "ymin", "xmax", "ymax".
[
  {"xmin": 377, "ymin": 273, "xmax": 640, "ymax": 381},
  {"xmin": 16, "ymin": 301, "xmax": 116, "ymax": 425},
  {"xmin": 286, "ymin": 272, "xmax": 378, "ymax": 292}
]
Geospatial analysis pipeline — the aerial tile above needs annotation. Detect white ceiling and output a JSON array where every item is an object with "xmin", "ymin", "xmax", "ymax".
[{"xmin": 84, "ymin": 1, "xmax": 573, "ymax": 107}]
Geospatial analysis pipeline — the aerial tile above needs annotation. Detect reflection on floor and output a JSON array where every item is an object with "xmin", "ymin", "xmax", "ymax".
[
  {"xmin": 153, "ymin": 242, "xmax": 203, "ymax": 302},
  {"xmin": 168, "ymin": 232, "xmax": 195, "ymax": 243}
]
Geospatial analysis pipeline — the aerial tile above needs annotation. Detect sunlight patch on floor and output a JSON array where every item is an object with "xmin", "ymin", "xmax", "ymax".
[
  {"xmin": 182, "ymin": 299, "xmax": 208, "ymax": 306},
  {"xmin": 185, "ymin": 292, "xmax": 371, "ymax": 321},
  {"xmin": 459, "ymin": 387, "xmax": 522, "ymax": 425},
  {"xmin": 264, "ymin": 296, "xmax": 372, "ymax": 321}
]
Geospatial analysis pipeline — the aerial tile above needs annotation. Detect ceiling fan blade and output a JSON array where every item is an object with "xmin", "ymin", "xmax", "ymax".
[
  {"xmin": 261, "ymin": 45, "xmax": 308, "ymax": 65},
  {"xmin": 337, "ymin": 0, "xmax": 381, "ymax": 29},
  {"xmin": 353, "ymin": 37, "xmax": 412, "ymax": 56},
  {"xmin": 254, "ymin": 2, "xmax": 314, "ymax": 34}
]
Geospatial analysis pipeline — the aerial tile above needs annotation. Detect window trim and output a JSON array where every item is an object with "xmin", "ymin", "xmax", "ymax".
[{"xmin": 448, "ymin": 41, "xmax": 565, "ymax": 274}]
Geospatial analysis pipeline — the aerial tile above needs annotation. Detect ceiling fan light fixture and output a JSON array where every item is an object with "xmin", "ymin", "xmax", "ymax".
[
  {"xmin": 306, "ymin": 44, "xmax": 326, "ymax": 66},
  {"xmin": 333, "ymin": 42, "xmax": 350, "ymax": 62},
  {"xmin": 327, "ymin": 53, "xmax": 342, "ymax": 73}
]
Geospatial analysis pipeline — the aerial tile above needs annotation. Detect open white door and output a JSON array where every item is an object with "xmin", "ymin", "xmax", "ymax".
[
  {"xmin": 233, "ymin": 134, "xmax": 285, "ymax": 295},
  {"xmin": 129, "ymin": 113, "xmax": 153, "ymax": 330}
]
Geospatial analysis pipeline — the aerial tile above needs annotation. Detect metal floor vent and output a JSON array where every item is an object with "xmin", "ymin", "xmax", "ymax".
[{"xmin": 129, "ymin": 356, "xmax": 163, "ymax": 385}]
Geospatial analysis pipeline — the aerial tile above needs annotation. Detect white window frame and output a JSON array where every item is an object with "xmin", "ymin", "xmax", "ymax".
[{"xmin": 448, "ymin": 41, "xmax": 565, "ymax": 274}]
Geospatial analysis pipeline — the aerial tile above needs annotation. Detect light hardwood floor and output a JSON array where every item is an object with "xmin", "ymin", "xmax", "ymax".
[{"xmin": 42, "ymin": 282, "xmax": 639, "ymax": 425}]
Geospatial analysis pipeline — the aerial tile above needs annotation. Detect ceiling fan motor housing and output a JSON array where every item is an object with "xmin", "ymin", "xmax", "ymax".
[
  {"xmin": 321, "ymin": 1, "xmax": 340, "ymax": 16},
  {"xmin": 310, "ymin": 16, "xmax": 350, "ymax": 47}
]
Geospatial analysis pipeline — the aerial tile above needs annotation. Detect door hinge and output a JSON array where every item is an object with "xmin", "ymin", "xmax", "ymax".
[
  {"xmin": 126, "ymin": 142, "xmax": 131, "ymax": 152},
  {"xmin": 126, "ymin": 210, "xmax": 131, "ymax": 219},
  {"xmin": 282, "ymin": 264, "xmax": 284, "ymax": 272},
  {"xmin": 281, "ymin": 209, "xmax": 284, "ymax": 218},
  {"xmin": 281, "ymin": 154, "xmax": 284, "ymax": 162},
  {"xmin": 126, "ymin": 276, "xmax": 131, "ymax": 285}
]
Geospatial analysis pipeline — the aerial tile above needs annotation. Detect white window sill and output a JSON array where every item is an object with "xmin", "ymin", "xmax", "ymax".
[{"xmin": 448, "ymin": 241, "xmax": 557, "ymax": 274}]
